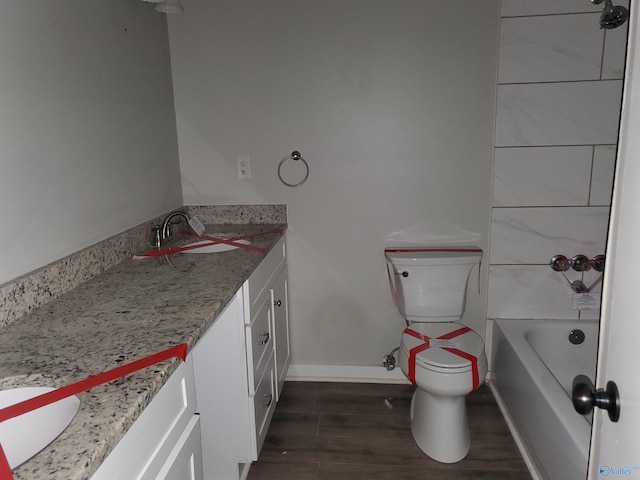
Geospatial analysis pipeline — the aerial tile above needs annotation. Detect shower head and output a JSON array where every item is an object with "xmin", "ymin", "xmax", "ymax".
[{"xmin": 592, "ymin": 0, "xmax": 629, "ymax": 29}]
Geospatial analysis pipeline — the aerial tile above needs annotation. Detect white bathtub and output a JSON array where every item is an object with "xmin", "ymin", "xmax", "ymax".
[{"xmin": 491, "ymin": 319, "xmax": 598, "ymax": 480}]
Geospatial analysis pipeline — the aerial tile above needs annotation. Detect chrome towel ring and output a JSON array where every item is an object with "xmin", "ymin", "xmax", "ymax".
[{"xmin": 278, "ymin": 150, "xmax": 309, "ymax": 187}]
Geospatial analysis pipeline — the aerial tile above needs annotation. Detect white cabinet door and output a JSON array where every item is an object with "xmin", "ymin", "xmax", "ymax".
[
  {"xmin": 192, "ymin": 293, "xmax": 253, "ymax": 480},
  {"xmin": 91, "ymin": 359, "xmax": 198, "ymax": 480},
  {"xmin": 157, "ymin": 415, "xmax": 204, "ymax": 480},
  {"xmin": 272, "ymin": 268, "xmax": 290, "ymax": 398},
  {"xmin": 192, "ymin": 237, "xmax": 289, "ymax": 480}
]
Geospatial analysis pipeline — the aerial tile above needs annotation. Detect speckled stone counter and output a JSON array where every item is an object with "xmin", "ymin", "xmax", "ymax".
[{"xmin": 0, "ymin": 223, "xmax": 286, "ymax": 480}]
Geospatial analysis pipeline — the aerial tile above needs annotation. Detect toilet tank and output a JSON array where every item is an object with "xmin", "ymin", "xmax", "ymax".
[{"xmin": 385, "ymin": 247, "xmax": 482, "ymax": 322}]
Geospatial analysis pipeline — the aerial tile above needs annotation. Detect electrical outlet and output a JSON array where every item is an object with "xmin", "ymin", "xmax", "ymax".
[{"xmin": 237, "ymin": 157, "xmax": 251, "ymax": 179}]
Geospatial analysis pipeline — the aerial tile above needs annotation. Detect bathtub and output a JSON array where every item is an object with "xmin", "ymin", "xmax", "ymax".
[{"xmin": 491, "ymin": 319, "xmax": 598, "ymax": 480}]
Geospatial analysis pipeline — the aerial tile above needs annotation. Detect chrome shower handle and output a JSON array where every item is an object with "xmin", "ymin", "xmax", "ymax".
[
  {"xmin": 571, "ymin": 255, "xmax": 592, "ymax": 271},
  {"xmin": 550, "ymin": 255, "xmax": 571, "ymax": 272}
]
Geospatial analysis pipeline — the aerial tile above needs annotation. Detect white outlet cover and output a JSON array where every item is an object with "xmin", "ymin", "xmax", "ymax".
[{"xmin": 237, "ymin": 157, "xmax": 251, "ymax": 179}]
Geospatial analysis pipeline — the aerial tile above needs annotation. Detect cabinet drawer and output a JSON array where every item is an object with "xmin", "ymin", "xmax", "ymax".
[
  {"xmin": 245, "ymin": 295, "xmax": 273, "ymax": 393},
  {"xmin": 252, "ymin": 353, "xmax": 276, "ymax": 456}
]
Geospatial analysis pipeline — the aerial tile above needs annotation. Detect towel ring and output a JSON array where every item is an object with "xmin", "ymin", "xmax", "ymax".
[{"xmin": 278, "ymin": 150, "xmax": 309, "ymax": 187}]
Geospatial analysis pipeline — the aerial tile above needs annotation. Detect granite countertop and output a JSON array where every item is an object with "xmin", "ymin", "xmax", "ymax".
[{"xmin": 0, "ymin": 224, "xmax": 286, "ymax": 480}]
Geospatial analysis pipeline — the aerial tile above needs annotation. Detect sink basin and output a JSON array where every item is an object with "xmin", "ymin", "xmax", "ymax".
[
  {"xmin": 0, "ymin": 387, "xmax": 80, "ymax": 468},
  {"xmin": 181, "ymin": 238, "xmax": 251, "ymax": 254}
]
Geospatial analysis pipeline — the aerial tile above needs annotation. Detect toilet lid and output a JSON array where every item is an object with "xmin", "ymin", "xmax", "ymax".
[{"xmin": 401, "ymin": 323, "xmax": 484, "ymax": 371}]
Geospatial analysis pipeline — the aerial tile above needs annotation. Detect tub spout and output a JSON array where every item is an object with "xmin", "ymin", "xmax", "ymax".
[{"xmin": 570, "ymin": 280, "xmax": 589, "ymax": 293}]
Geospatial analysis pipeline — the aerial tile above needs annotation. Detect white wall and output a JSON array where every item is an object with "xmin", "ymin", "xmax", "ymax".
[
  {"xmin": 488, "ymin": 0, "xmax": 627, "ymax": 321},
  {"xmin": 168, "ymin": 0, "xmax": 500, "ymax": 368},
  {"xmin": 0, "ymin": 1, "xmax": 182, "ymax": 285}
]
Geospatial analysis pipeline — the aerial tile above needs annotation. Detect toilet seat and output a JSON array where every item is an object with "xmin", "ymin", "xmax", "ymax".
[{"xmin": 400, "ymin": 323, "xmax": 485, "ymax": 389}]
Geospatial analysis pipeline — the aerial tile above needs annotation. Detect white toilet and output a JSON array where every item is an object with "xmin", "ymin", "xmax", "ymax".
[{"xmin": 385, "ymin": 247, "xmax": 488, "ymax": 463}]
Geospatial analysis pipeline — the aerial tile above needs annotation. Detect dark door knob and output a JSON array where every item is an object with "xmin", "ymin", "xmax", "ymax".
[{"xmin": 572, "ymin": 374, "xmax": 620, "ymax": 422}]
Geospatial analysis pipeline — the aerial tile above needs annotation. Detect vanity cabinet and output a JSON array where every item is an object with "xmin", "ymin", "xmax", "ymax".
[
  {"xmin": 193, "ymin": 236, "xmax": 289, "ymax": 480},
  {"xmin": 91, "ymin": 236, "xmax": 288, "ymax": 480},
  {"xmin": 91, "ymin": 358, "xmax": 203, "ymax": 480}
]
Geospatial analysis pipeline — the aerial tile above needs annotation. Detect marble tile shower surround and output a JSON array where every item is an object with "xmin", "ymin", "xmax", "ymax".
[
  {"xmin": 501, "ymin": 0, "xmax": 629, "ymax": 18},
  {"xmin": 493, "ymin": 146, "xmax": 616, "ymax": 207},
  {"xmin": 493, "ymin": 146, "xmax": 593, "ymax": 207},
  {"xmin": 0, "ymin": 205, "xmax": 286, "ymax": 328},
  {"xmin": 490, "ymin": 207, "xmax": 610, "ymax": 265},
  {"xmin": 488, "ymin": 2, "xmax": 624, "ymax": 320},
  {"xmin": 498, "ymin": 14, "xmax": 604, "ymax": 84},
  {"xmin": 495, "ymin": 80, "xmax": 623, "ymax": 147}
]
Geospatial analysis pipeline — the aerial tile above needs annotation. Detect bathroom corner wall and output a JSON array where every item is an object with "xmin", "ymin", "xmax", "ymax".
[
  {"xmin": 487, "ymin": 0, "xmax": 628, "ymax": 320},
  {"xmin": 0, "ymin": 1, "xmax": 183, "ymax": 286},
  {"xmin": 168, "ymin": 0, "xmax": 500, "ymax": 370}
]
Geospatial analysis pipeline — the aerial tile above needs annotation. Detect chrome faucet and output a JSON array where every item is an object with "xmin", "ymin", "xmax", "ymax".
[{"xmin": 161, "ymin": 211, "xmax": 191, "ymax": 243}]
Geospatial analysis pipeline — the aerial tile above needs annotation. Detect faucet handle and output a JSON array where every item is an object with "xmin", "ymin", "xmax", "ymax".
[
  {"xmin": 591, "ymin": 254, "xmax": 606, "ymax": 272},
  {"xmin": 150, "ymin": 226, "xmax": 162, "ymax": 248},
  {"xmin": 550, "ymin": 255, "xmax": 571, "ymax": 272},
  {"xmin": 571, "ymin": 255, "xmax": 592, "ymax": 272}
]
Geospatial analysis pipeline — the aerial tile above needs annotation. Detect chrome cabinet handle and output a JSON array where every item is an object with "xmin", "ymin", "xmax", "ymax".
[
  {"xmin": 274, "ymin": 299, "xmax": 282, "ymax": 307},
  {"xmin": 258, "ymin": 332, "xmax": 270, "ymax": 345},
  {"xmin": 260, "ymin": 393, "xmax": 273, "ymax": 408}
]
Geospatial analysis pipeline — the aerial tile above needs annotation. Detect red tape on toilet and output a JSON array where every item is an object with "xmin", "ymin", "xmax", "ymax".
[
  {"xmin": 384, "ymin": 248, "xmax": 483, "ymax": 254},
  {"xmin": 404, "ymin": 326, "xmax": 480, "ymax": 390},
  {"xmin": 0, "ymin": 343, "xmax": 188, "ymax": 479}
]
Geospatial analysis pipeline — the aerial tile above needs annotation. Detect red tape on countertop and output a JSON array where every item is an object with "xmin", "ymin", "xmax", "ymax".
[
  {"xmin": 0, "ymin": 343, "xmax": 188, "ymax": 478},
  {"xmin": 134, "ymin": 228, "xmax": 284, "ymax": 259}
]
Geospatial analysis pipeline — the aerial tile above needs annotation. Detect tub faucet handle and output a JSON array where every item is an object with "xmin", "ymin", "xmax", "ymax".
[
  {"xmin": 591, "ymin": 254, "xmax": 606, "ymax": 272},
  {"xmin": 550, "ymin": 255, "xmax": 571, "ymax": 272},
  {"xmin": 571, "ymin": 255, "xmax": 592, "ymax": 271}
]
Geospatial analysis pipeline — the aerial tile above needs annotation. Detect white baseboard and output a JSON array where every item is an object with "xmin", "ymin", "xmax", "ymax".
[{"xmin": 286, "ymin": 364, "xmax": 410, "ymax": 384}]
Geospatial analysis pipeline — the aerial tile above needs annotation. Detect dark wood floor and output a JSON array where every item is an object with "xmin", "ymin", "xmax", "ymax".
[{"xmin": 246, "ymin": 381, "xmax": 532, "ymax": 480}]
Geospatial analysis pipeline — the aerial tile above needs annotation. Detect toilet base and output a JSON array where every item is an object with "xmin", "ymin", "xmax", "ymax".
[{"xmin": 410, "ymin": 388, "xmax": 470, "ymax": 463}]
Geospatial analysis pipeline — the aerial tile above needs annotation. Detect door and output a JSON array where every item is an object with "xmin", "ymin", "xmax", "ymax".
[{"xmin": 588, "ymin": 4, "xmax": 640, "ymax": 477}]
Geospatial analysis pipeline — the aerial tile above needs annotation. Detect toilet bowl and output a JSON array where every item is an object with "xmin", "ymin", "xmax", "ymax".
[
  {"xmin": 399, "ymin": 322, "xmax": 487, "ymax": 463},
  {"xmin": 385, "ymin": 247, "xmax": 487, "ymax": 463}
]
